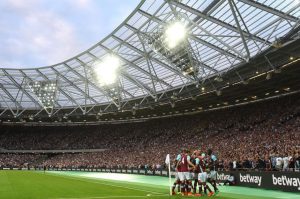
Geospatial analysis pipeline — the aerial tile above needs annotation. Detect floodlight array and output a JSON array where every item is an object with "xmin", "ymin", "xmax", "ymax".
[
  {"xmin": 89, "ymin": 54, "xmax": 122, "ymax": 107},
  {"xmin": 29, "ymin": 81, "xmax": 57, "ymax": 108},
  {"xmin": 145, "ymin": 21, "xmax": 199, "ymax": 78}
]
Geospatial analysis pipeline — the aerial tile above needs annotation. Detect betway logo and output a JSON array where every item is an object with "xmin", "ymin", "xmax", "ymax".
[
  {"xmin": 217, "ymin": 173, "xmax": 230, "ymax": 181},
  {"xmin": 272, "ymin": 175, "xmax": 300, "ymax": 190},
  {"xmin": 240, "ymin": 173, "xmax": 262, "ymax": 186}
]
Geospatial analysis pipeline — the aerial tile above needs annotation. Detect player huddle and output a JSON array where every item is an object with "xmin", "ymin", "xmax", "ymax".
[{"xmin": 172, "ymin": 149, "xmax": 219, "ymax": 197}]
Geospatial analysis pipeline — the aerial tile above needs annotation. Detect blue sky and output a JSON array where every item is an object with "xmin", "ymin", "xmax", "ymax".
[{"xmin": 0, "ymin": 0, "xmax": 140, "ymax": 69}]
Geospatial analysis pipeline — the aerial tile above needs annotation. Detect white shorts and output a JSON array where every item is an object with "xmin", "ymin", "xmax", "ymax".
[
  {"xmin": 190, "ymin": 173, "xmax": 195, "ymax": 180},
  {"xmin": 178, "ymin": 172, "xmax": 191, "ymax": 181},
  {"xmin": 198, "ymin": 172, "xmax": 208, "ymax": 183},
  {"xmin": 190, "ymin": 173, "xmax": 199, "ymax": 180}
]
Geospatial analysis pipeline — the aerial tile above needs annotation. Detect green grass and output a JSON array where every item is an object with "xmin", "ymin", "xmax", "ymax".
[{"xmin": 0, "ymin": 171, "xmax": 299, "ymax": 199}]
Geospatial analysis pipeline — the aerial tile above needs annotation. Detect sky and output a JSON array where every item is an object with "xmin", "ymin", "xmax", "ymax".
[{"xmin": 0, "ymin": 0, "xmax": 140, "ymax": 69}]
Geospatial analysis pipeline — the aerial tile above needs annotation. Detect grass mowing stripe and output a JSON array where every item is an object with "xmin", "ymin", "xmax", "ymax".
[
  {"xmin": 3, "ymin": 171, "xmax": 299, "ymax": 199},
  {"xmin": 2, "ymin": 171, "xmax": 153, "ymax": 199},
  {"xmin": 49, "ymin": 171, "xmax": 170, "ymax": 190},
  {"xmin": 54, "ymin": 194, "xmax": 170, "ymax": 199},
  {"xmin": 45, "ymin": 171, "xmax": 300, "ymax": 199},
  {"xmin": 0, "ymin": 170, "xmax": 18, "ymax": 198},
  {"xmin": 43, "ymin": 172, "xmax": 286, "ymax": 199},
  {"xmin": 44, "ymin": 171, "xmax": 166, "ymax": 195}
]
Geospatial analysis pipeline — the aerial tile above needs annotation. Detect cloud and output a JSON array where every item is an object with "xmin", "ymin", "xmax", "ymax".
[
  {"xmin": 72, "ymin": 0, "xmax": 92, "ymax": 9},
  {"xmin": 22, "ymin": 11, "xmax": 80, "ymax": 64},
  {"xmin": 5, "ymin": 0, "xmax": 37, "ymax": 9},
  {"xmin": 0, "ymin": 0, "xmax": 81, "ymax": 68},
  {"xmin": 0, "ymin": 0, "xmax": 140, "ymax": 69}
]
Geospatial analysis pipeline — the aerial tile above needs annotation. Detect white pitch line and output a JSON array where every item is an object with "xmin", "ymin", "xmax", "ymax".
[
  {"xmin": 45, "ymin": 172, "xmax": 166, "ymax": 195},
  {"xmin": 54, "ymin": 194, "xmax": 170, "ymax": 199}
]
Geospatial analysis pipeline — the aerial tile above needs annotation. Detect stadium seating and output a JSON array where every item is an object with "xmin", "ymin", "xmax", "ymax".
[{"xmin": 1, "ymin": 93, "xmax": 299, "ymax": 171}]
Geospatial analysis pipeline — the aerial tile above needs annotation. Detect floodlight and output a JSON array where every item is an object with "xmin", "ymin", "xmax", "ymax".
[
  {"xmin": 143, "ymin": 20, "xmax": 198, "ymax": 78},
  {"xmin": 28, "ymin": 80, "xmax": 57, "ymax": 111},
  {"xmin": 164, "ymin": 21, "xmax": 187, "ymax": 49},
  {"xmin": 93, "ymin": 54, "xmax": 120, "ymax": 86}
]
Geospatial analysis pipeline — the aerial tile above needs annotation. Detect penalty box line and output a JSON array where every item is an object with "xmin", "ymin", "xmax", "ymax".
[{"xmin": 44, "ymin": 172, "xmax": 167, "ymax": 195}]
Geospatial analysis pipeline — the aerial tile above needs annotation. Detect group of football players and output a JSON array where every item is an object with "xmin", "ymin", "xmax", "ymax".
[{"xmin": 172, "ymin": 149, "xmax": 219, "ymax": 197}]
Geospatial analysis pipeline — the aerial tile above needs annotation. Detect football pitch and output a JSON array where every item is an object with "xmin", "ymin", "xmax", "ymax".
[{"xmin": 0, "ymin": 171, "xmax": 300, "ymax": 199}]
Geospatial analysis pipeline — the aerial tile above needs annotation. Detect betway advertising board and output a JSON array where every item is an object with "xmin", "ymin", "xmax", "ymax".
[{"xmin": 217, "ymin": 171, "xmax": 300, "ymax": 192}]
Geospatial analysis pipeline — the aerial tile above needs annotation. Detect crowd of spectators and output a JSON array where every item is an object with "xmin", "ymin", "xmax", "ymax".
[
  {"xmin": 0, "ymin": 93, "xmax": 299, "ymax": 171},
  {"xmin": 0, "ymin": 154, "xmax": 46, "ymax": 168}
]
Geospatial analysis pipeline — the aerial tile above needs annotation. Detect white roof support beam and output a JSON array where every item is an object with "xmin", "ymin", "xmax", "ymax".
[
  {"xmin": 121, "ymin": 72, "xmax": 156, "ymax": 99},
  {"xmin": 137, "ymin": 34, "xmax": 158, "ymax": 97},
  {"xmin": 239, "ymin": 0, "xmax": 299, "ymax": 22},
  {"xmin": 63, "ymin": 62, "xmax": 120, "ymax": 98},
  {"xmin": 35, "ymin": 69, "xmax": 85, "ymax": 113},
  {"xmin": 168, "ymin": 0, "xmax": 271, "ymax": 45},
  {"xmin": 190, "ymin": 35, "xmax": 244, "ymax": 62},
  {"xmin": 74, "ymin": 59, "xmax": 133, "ymax": 100},
  {"xmin": 96, "ymin": 38, "xmax": 175, "ymax": 88},
  {"xmin": 94, "ymin": 44, "xmax": 173, "ymax": 97},
  {"xmin": 111, "ymin": 37, "xmax": 172, "ymax": 89},
  {"xmin": 0, "ymin": 108, "xmax": 8, "ymax": 117},
  {"xmin": 74, "ymin": 59, "xmax": 122, "ymax": 107},
  {"xmin": 2, "ymin": 69, "xmax": 41, "ymax": 109},
  {"xmin": 228, "ymin": 0, "xmax": 251, "ymax": 61},
  {"xmin": 125, "ymin": 24, "xmax": 217, "ymax": 77},
  {"xmin": 137, "ymin": 9, "xmax": 247, "ymax": 63},
  {"xmin": 0, "ymin": 85, "xmax": 22, "ymax": 116},
  {"xmin": 18, "ymin": 70, "xmax": 47, "ymax": 108},
  {"xmin": 51, "ymin": 66, "xmax": 98, "ymax": 105}
]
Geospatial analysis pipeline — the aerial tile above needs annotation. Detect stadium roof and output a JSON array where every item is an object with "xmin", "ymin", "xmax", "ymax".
[{"xmin": 0, "ymin": 0, "xmax": 300, "ymax": 122}]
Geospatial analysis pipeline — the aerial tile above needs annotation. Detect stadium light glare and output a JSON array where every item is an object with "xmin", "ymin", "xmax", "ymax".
[
  {"xmin": 164, "ymin": 21, "xmax": 187, "ymax": 49},
  {"xmin": 93, "ymin": 55, "xmax": 120, "ymax": 86}
]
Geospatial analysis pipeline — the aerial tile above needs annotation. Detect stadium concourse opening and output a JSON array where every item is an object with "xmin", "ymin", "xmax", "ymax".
[{"xmin": 1, "ymin": 0, "xmax": 300, "ymax": 199}]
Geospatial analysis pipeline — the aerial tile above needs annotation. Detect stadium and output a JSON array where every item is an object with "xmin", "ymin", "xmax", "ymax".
[{"xmin": 0, "ymin": 0, "xmax": 300, "ymax": 198}]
